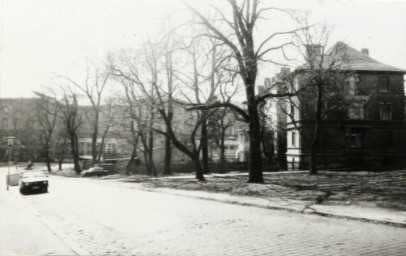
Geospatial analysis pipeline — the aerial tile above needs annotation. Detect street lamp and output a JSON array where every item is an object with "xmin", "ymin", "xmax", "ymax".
[{"xmin": 6, "ymin": 136, "xmax": 16, "ymax": 190}]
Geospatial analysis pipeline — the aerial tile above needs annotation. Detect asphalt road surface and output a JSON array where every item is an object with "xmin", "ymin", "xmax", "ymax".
[{"xmin": 7, "ymin": 171, "xmax": 406, "ymax": 255}]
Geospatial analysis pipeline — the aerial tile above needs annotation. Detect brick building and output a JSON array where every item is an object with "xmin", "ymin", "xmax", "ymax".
[{"xmin": 283, "ymin": 42, "xmax": 406, "ymax": 170}]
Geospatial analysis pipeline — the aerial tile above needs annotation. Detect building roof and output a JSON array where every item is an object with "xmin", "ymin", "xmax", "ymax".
[
  {"xmin": 301, "ymin": 42, "xmax": 406, "ymax": 73},
  {"xmin": 332, "ymin": 42, "xmax": 406, "ymax": 72}
]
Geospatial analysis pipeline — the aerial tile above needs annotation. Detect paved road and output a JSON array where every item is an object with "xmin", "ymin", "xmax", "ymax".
[
  {"xmin": 0, "ymin": 167, "xmax": 77, "ymax": 255},
  {"xmin": 8, "ymin": 173, "xmax": 406, "ymax": 255}
]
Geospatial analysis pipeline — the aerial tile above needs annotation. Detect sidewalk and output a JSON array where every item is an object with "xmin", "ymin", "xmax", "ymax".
[{"xmin": 0, "ymin": 171, "xmax": 79, "ymax": 256}]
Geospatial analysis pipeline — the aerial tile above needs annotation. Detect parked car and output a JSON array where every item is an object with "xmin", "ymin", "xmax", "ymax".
[
  {"xmin": 82, "ymin": 167, "xmax": 109, "ymax": 177},
  {"xmin": 19, "ymin": 170, "xmax": 49, "ymax": 195}
]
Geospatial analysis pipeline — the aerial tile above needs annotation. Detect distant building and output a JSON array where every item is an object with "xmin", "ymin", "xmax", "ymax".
[{"xmin": 0, "ymin": 98, "xmax": 42, "ymax": 162}]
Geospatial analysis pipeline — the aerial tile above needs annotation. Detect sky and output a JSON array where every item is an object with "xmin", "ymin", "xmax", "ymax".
[{"xmin": 1, "ymin": 0, "xmax": 406, "ymax": 98}]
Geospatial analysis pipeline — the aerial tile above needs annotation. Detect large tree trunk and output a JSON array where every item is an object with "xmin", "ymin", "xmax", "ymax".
[
  {"xmin": 58, "ymin": 139, "xmax": 67, "ymax": 171},
  {"xmin": 148, "ymin": 129, "xmax": 157, "ymax": 177},
  {"xmin": 200, "ymin": 110, "xmax": 209, "ymax": 174},
  {"xmin": 142, "ymin": 149, "xmax": 150, "ymax": 176},
  {"xmin": 45, "ymin": 145, "xmax": 52, "ymax": 173},
  {"xmin": 147, "ymin": 105, "xmax": 157, "ymax": 176},
  {"xmin": 246, "ymin": 82, "xmax": 263, "ymax": 183},
  {"xmin": 247, "ymin": 115, "xmax": 263, "ymax": 182},
  {"xmin": 126, "ymin": 146, "xmax": 138, "ymax": 175},
  {"xmin": 219, "ymin": 123, "xmax": 226, "ymax": 173},
  {"xmin": 163, "ymin": 135, "xmax": 172, "ymax": 175},
  {"xmin": 193, "ymin": 154, "xmax": 205, "ymax": 181},
  {"xmin": 91, "ymin": 129, "xmax": 98, "ymax": 166},
  {"xmin": 91, "ymin": 111, "xmax": 99, "ymax": 166},
  {"xmin": 147, "ymin": 112, "xmax": 157, "ymax": 176},
  {"xmin": 69, "ymin": 132, "xmax": 81, "ymax": 174},
  {"xmin": 309, "ymin": 84, "xmax": 323, "ymax": 175}
]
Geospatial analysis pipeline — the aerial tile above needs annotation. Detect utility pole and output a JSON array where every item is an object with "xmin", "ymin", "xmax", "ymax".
[{"xmin": 6, "ymin": 136, "xmax": 16, "ymax": 190}]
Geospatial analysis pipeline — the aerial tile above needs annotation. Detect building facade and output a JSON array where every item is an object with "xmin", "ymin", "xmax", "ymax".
[
  {"xmin": 284, "ymin": 42, "xmax": 406, "ymax": 170},
  {"xmin": 0, "ymin": 98, "xmax": 43, "ymax": 162}
]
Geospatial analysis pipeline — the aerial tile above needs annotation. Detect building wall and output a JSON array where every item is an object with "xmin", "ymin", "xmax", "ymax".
[
  {"xmin": 0, "ymin": 98, "xmax": 43, "ymax": 162},
  {"xmin": 286, "ymin": 71, "xmax": 406, "ymax": 170}
]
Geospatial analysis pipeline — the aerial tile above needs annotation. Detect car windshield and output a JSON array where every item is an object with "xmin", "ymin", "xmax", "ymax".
[{"xmin": 23, "ymin": 171, "xmax": 46, "ymax": 178}]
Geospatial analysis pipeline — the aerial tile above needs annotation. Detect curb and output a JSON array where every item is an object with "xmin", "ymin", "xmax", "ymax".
[{"xmin": 131, "ymin": 185, "xmax": 406, "ymax": 229}]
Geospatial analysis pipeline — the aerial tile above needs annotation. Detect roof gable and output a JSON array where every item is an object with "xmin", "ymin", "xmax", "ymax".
[{"xmin": 327, "ymin": 42, "xmax": 406, "ymax": 73}]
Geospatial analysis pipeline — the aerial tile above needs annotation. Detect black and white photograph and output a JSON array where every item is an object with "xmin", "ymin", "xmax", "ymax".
[{"xmin": 0, "ymin": 0, "xmax": 406, "ymax": 255}]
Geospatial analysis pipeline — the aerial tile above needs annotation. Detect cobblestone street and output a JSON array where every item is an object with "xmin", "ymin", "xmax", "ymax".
[{"xmin": 11, "ymin": 175, "xmax": 406, "ymax": 255}]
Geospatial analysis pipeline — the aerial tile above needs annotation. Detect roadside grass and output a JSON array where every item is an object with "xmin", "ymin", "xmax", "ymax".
[{"xmin": 123, "ymin": 170, "xmax": 406, "ymax": 211}]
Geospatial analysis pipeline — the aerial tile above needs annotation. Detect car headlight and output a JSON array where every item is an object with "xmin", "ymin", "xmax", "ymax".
[
  {"xmin": 23, "ymin": 182, "xmax": 29, "ymax": 186},
  {"xmin": 43, "ymin": 181, "xmax": 48, "ymax": 185}
]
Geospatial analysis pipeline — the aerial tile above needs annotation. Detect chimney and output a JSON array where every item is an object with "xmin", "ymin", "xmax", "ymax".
[
  {"xmin": 361, "ymin": 48, "xmax": 369, "ymax": 56},
  {"xmin": 280, "ymin": 67, "xmax": 291, "ymax": 74},
  {"xmin": 306, "ymin": 44, "xmax": 322, "ymax": 57},
  {"xmin": 264, "ymin": 78, "xmax": 271, "ymax": 87},
  {"xmin": 258, "ymin": 85, "xmax": 265, "ymax": 94}
]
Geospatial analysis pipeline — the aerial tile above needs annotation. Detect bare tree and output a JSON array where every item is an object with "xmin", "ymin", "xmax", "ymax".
[
  {"xmin": 96, "ymin": 97, "xmax": 118, "ymax": 162},
  {"xmin": 110, "ymin": 41, "xmax": 209, "ymax": 180},
  {"xmin": 288, "ymin": 23, "xmax": 351, "ymax": 174},
  {"xmin": 110, "ymin": 48, "xmax": 159, "ymax": 176},
  {"xmin": 161, "ymin": 35, "xmax": 176, "ymax": 175},
  {"xmin": 177, "ymin": 37, "xmax": 227, "ymax": 174},
  {"xmin": 34, "ymin": 92, "xmax": 58, "ymax": 172},
  {"xmin": 50, "ymin": 87, "xmax": 83, "ymax": 174},
  {"xmin": 59, "ymin": 60, "xmax": 110, "ymax": 166},
  {"xmin": 186, "ymin": 0, "xmax": 304, "ymax": 182}
]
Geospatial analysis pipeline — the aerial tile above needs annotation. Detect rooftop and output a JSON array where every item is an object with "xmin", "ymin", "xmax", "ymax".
[{"xmin": 302, "ymin": 42, "xmax": 406, "ymax": 73}]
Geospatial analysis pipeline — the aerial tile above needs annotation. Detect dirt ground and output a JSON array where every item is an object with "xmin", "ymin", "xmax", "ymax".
[
  {"xmin": 49, "ymin": 164, "xmax": 406, "ymax": 211},
  {"xmin": 121, "ymin": 170, "xmax": 406, "ymax": 211}
]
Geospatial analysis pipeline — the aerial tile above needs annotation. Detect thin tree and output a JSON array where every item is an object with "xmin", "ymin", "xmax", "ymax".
[{"xmin": 34, "ymin": 92, "xmax": 58, "ymax": 172}]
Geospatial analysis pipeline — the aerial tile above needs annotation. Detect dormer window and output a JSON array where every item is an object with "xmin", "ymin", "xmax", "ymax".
[{"xmin": 378, "ymin": 76, "xmax": 389, "ymax": 93}]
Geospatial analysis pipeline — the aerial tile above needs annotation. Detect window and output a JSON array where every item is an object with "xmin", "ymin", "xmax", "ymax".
[
  {"xmin": 291, "ymin": 77, "xmax": 299, "ymax": 93},
  {"xmin": 380, "ymin": 131, "xmax": 392, "ymax": 147},
  {"xmin": 105, "ymin": 143, "xmax": 117, "ymax": 153},
  {"xmin": 378, "ymin": 76, "xmax": 389, "ymax": 93},
  {"xmin": 290, "ymin": 104, "xmax": 296, "ymax": 120},
  {"xmin": 85, "ymin": 143, "xmax": 92, "ymax": 154},
  {"xmin": 345, "ymin": 77, "xmax": 357, "ymax": 96},
  {"xmin": 348, "ymin": 107, "xmax": 364, "ymax": 119},
  {"xmin": 349, "ymin": 133, "xmax": 362, "ymax": 148},
  {"xmin": 291, "ymin": 132, "xmax": 296, "ymax": 147},
  {"xmin": 13, "ymin": 118, "xmax": 19, "ymax": 129},
  {"xmin": 379, "ymin": 103, "xmax": 391, "ymax": 120},
  {"xmin": 1, "ymin": 118, "xmax": 8, "ymax": 129}
]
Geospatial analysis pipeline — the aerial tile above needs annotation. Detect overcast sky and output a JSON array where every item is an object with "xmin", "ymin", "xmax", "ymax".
[{"xmin": 1, "ymin": 0, "xmax": 406, "ymax": 98}]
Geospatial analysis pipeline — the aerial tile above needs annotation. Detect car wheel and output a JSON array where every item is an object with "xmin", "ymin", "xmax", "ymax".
[
  {"xmin": 20, "ymin": 188, "xmax": 25, "ymax": 195},
  {"xmin": 43, "ymin": 187, "xmax": 48, "ymax": 193}
]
